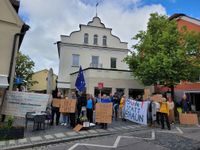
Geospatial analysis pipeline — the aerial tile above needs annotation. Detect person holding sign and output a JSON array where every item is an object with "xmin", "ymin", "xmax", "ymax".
[
  {"xmin": 100, "ymin": 94, "xmax": 112, "ymax": 129},
  {"xmin": 159, "ymin": 97, "xmax": 170, "ymax": 130},
  {"xmin": 50, "ymin": 91, "xmax": 61, "ymax": 126}
]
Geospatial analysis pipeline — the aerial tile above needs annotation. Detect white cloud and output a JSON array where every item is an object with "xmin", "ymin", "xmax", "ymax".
[{"xmin": 19, "ymin": 0, "xmax": 166, "ymax": 74}]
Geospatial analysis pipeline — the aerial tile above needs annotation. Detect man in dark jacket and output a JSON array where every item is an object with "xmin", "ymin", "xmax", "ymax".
[
  {"xmin": 50, "ymin": 90, "xmax": 61, "ymax": 126},
  {"xmin": 113, "ymin": 93, "xmax": 120, "ymax": 121}
]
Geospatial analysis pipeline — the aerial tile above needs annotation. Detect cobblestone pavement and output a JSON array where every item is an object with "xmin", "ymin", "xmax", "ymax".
[{"xmin": 24, "ymin": 124, "xmax": 200, "ymax": 150}]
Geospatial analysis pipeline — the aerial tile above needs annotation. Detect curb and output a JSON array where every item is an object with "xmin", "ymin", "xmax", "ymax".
[{"xmin": 2, "ymin": 132, "xmax": 112, "ymax": 150}]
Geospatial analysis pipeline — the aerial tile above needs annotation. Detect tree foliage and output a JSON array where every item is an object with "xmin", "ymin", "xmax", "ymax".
[
  {"xmin": 125, "ymin": 13, "xmax": 200, "ymax": 91},
  {"xmin": 15, "ymin": 51, "xmax": 36, "ymax": 89}
]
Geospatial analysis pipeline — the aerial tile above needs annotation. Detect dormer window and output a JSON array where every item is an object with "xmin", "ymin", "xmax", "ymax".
[
  {"xmin": 103, "ymin": 36, "xmax": 107, "ymax": 46},
  {"xmin": 93, "ymin": 34, "xmax": 98, "ymax": 45},
  {"xmin": 84, "ymin": 33, "xmax": 89, "ymax": 44}
]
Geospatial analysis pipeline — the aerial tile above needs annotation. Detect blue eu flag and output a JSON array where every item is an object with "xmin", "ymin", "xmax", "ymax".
[{"xmin": 75, "ymin": 66, "xmax": 86, "ymax": 92}]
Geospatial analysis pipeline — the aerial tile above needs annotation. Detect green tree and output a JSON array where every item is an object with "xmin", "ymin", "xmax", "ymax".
[
  {"xmin": 15, "ymin": 51, "xmax": 37, "ymax": 90},
  {"xmin": 125, "ymin": 13, "xmax": 200, "ymax": 100}
]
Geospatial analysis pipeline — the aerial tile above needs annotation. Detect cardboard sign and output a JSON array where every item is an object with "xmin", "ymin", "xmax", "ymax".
[
  {"xmin": 95, "ymin": 103, "xmax": 112, "ymax": 124},
  {"xmin": 179, "ymin": 113, "xmax": 199, "ymax": 125},
  {"xmin": 73, "ymin": 124, "xmax": 83, "ymax": 132},
  {"xmin": 59, "ymin": 99, "xmax": 77, "ymax": 113},
  {"xmin": 52, "ymin": 99, "xmax": 61, "ymax": 108},
  {"xmin": 150, "ymin": 94, "xmax": 162, "ymax": 102},
  {"xmin": 144, "ymin": 89, "xmax": 151, "ymax": 96}
]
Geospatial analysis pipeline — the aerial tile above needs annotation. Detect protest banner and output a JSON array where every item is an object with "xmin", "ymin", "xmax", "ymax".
[
  {"xmin": 52, "ymin": 98, "xmax": 61, "ymax": 107},
  {"xmin": 124, "ymin": 99, "xmax": 149, "ymax": 125},
  {"xmin": 95, "ymin": 103, "xmax": 112, "ymax": 124},
  {"xmin": 179, "ymin": 113, "xmax": 198, "ymax": 125},
  {"xmin": 1, "ymin": 91, "xmax": 50, "ymax": 117},
  {"xmin": 59, "ymin": 99, "xmax": 76, "ymax": 113}
]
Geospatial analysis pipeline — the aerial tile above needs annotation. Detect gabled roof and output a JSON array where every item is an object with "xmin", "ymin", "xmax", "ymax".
[
  {"xmin": 169, "ymin": 13, "xmax": 200, "ymax": 24},
  {"xmin": 169, "ymin": 13, "xmax": 186, "ymax": 20}
]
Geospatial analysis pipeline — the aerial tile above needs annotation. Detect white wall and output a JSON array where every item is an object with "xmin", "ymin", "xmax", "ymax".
[
  {"xmin": 58, "ymin": 16, "xmax": 130, "ymax": 89},
  {"xmin": 70, "ymin": 69, "xmax": 144, "ymax": 95}
]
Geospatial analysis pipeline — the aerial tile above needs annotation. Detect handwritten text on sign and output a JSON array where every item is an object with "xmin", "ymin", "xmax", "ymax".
[
  {"xmin": 59, "ymin": 99, "xmax": 77, "ymax": 113},
  {"xmin": 95, "ymin": 103, "xmax": 112, "ymax": 124},
  {"xmin": 124, "ymin": 99, "xmax": 148, "ymax": 125}
]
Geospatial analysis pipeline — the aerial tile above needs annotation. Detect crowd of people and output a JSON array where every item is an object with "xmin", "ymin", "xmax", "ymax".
[
  {"xmin": 48, "ymin": 89, "xmax": 192, "ymax": 130},
  {"xmin": 147, "ymin": 93, "xmax": 192, "ymax": 130},
  {"xmin": 49, "ymin": 90, "xmax": 127, "ymax": 129}
]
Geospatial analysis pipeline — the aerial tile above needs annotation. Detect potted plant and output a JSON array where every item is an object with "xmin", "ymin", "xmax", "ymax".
[{"xmin": 0, "ymin": 116, "xmax": 24, "ymax": 141}]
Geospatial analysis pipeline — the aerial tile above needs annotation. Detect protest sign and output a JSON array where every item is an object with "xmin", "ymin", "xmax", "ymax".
[
  {"xmin": 124, "ymin": 99, "xmax": 148, "ymax": 125},
  {"xmin": 1, "ymin": 91, "xmax": 50, "ymax": 117},
  {"xmin": 150, "ymin": 94, "xmax": 162, "ymax": 102},
  {"xmin": 73, "ymin": 124, "xmax": 83, "ymax": 132},
  {"xmin": 95, "ymin": 103, "xmax": 112, "ymax": 124},
  {"xmin": 52, "ymin": 99, "xmax": 61, "ymax": 108},
  {"xmin": 179, "ymin": 113, "xmax": 198, "ymax": 125},
  {"xmin": 59, "ymin": 99, "xmax": 76, "ymax": 113}
]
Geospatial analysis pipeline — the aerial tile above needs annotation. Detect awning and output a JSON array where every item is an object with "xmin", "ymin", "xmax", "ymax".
[{"xmin": 0, "ymin": 75, "xmax": 9, "ymax": 88}]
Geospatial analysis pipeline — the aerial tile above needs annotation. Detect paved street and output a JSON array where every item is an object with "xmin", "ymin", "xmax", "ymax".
[{"xmin": 21, "ymin": 124, "xmax": 200, "ymax": 150}]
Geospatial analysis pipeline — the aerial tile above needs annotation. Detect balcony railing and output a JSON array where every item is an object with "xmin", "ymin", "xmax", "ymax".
[{"xmin": 90, "ymin": 63, "xmax": 103, "ymax": 68}]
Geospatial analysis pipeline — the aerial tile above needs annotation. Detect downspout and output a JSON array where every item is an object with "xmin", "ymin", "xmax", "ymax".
[
  {"xmin": 8, "ymin": 24, "xmax": 30, "ymax": 91},
  {"xmin": 8, "ymin": 33, "xmax": 22, "ymax": 91}
]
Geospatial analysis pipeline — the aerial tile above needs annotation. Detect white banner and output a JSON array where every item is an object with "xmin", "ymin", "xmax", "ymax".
[
  {"xmin": 124, "ymin": 99, "xmax": 149, "ymax": 125},
  {"xmin": 1, "ymin": 91, "xmax": 51, "ymax": 117}
]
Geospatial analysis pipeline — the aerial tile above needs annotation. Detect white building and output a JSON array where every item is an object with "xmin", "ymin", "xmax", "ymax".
[{"xmin": 57, "ymin": 16, "xmax": 144, "ymax": 97}]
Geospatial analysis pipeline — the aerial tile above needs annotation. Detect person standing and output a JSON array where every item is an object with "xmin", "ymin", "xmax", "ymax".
[
  {"xmin": 167, "ymin": 97, "xmax": 175, "ymax": 124},
  {"xmin": 100, "ymin": 94, "xmax": 111, "ymax": 129},
  {"xmin": 69, "ymin": 92, "xmax": 76, "ymax": 128},
  {"xmin": 119, "ymin": 95, "xmax": 126, "ymax": 120},
  {"xmin": 50, "ymin": 91, "xmax": 61, "ymax": 126},
  {"xmin": 61, "ymin": 96, "xmax": 69, "ymax": 126},
  {"xmin": 86, "ymin": 94, "xmax": 94, "ymax": 123},
  {"xmin": 159, "ymin": 97, "xmax": 170, "ymax": 130},
  {"xmin": 113, "ymin": 93, "xmax": 120, "ymax": 121},
  {"xmin": 181, "ymin": 94, "xmax": 191, "ymax": 113}
]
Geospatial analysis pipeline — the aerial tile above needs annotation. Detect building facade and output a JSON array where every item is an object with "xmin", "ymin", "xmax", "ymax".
[
  {"xmin": 57, "ymin": 16, "xmax": 144, "ymax": 97},
  {"xmin": 29, "ymin": 69, "xmax": 57, "ymax": 93},
  {"xmin": 0, "ymin": 0, "xmax": 29, "ymax": 106}
]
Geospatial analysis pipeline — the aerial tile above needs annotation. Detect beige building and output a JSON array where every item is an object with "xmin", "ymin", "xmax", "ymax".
[
  {"xmin": 0, "ymin": 0, "xmax": 29, "ymax": 105},
  {"xmin": 29, "ymin": 69, "xmax": 57, "ymax": 93},
  {"xmin": 57, "ymin": 16, "xmax": 144, "ymax": 97}
]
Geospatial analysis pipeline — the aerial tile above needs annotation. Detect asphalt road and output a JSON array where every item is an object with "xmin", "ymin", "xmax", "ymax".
[{"xmin": 24, "ymin": 124, "xmax": 200, "ymax": 150}]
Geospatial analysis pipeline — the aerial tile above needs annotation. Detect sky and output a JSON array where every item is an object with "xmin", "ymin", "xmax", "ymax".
[{"xmin": 18, "ymin": 0, "xmax": 200, "ymax": 75}]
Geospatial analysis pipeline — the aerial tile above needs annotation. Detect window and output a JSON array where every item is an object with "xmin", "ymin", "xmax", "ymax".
[
  {"xmin": 72, "ymin": 54, "xmax": 79, "ymax": 66},
  {"xmin": 103, "ymin": 36, "xmax": 107, "ymax": 46},
  {"xmin": 84, "ymin": 33, "xmax": 88, "ymax": 44},
  {"xmin": 110, "ymin": 57, "xmax": 116, "ymax": 68},
  {"xmin": 91, "ymin": 56, "xmax": 99, "ymax": 67},
  {"xmin": 93, "ymin": 34, "xmax": 98, "ymax": 45}
]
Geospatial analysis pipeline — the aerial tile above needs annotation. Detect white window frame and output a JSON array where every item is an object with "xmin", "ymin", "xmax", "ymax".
[
  {"xmin": 93, "ymin": 34, "xmax": 98, "ymax": 45},
  {"xmin": 84, "ymin": 33, "xmax": 89, "ymax": 44},
  {"xmin": 72, "ymin": 54, "xmax": 80, "ymax": 67}
]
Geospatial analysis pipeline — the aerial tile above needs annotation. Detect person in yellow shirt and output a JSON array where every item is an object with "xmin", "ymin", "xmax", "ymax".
[
  {"xmin": 159, "ymin": 97, "xmax": 171, "ymax": 130},
  {"xmin": 119, "ymin": 95, "xmax": 126, "ymax": 120}
]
